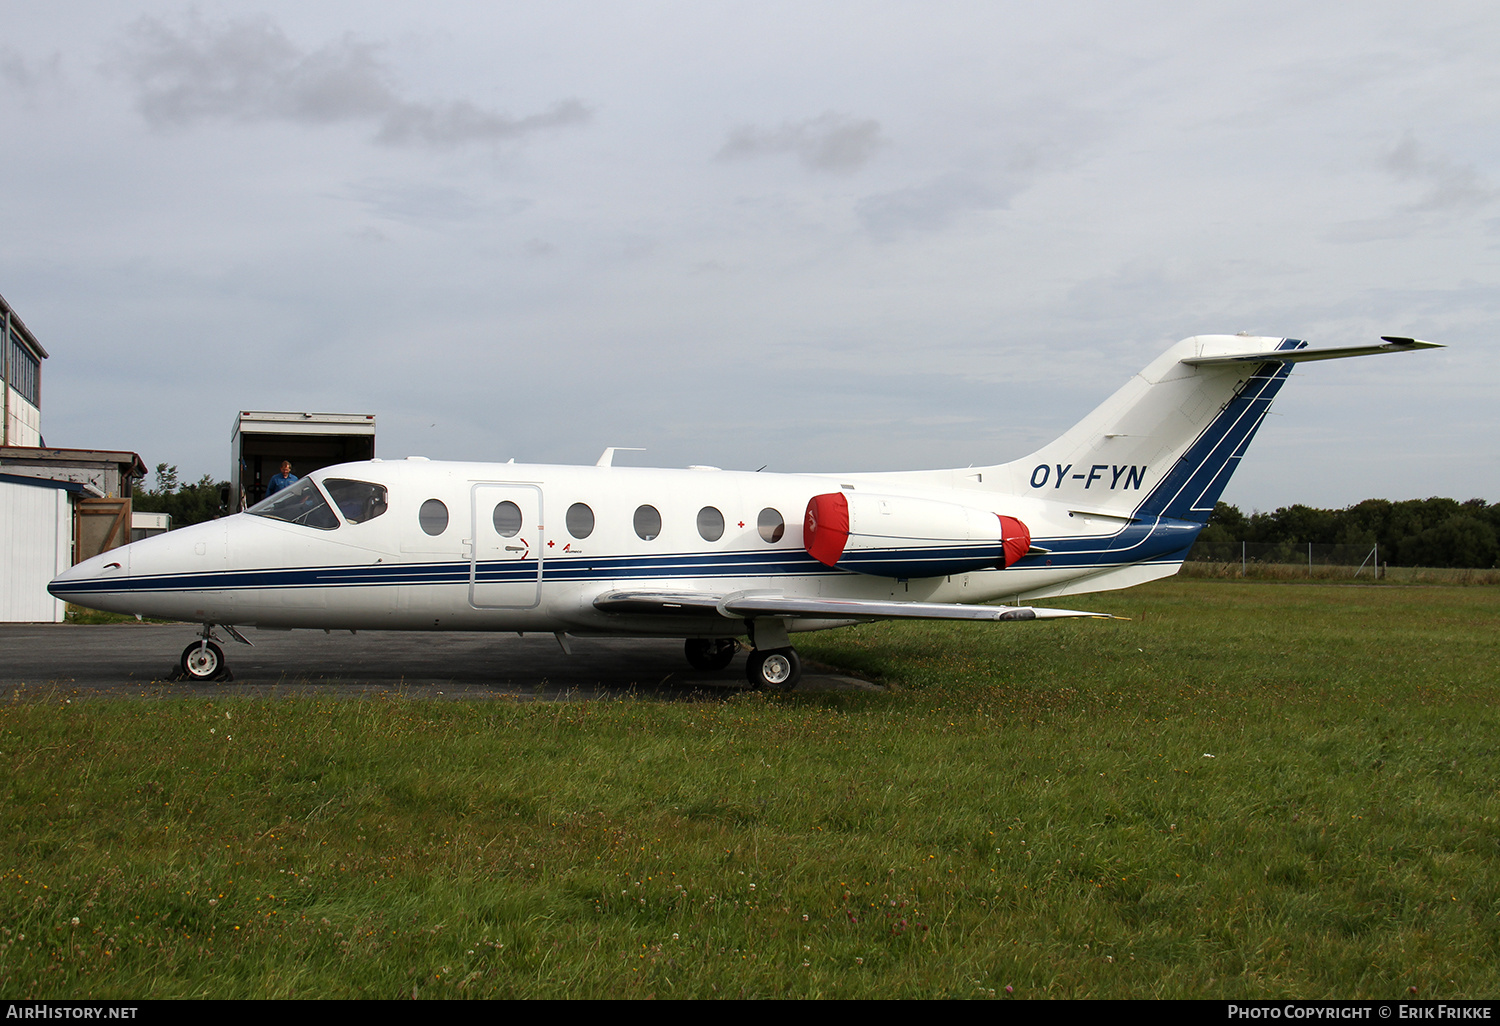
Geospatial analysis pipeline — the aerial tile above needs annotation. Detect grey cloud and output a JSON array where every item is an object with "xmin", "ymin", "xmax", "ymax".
[
  {"xmin": 114, "ymin": 14, "xmax": 589, "ymax": 147},
  {"xmin": 717, "ymin": 113, "xmax": 885, "ymax": 173},
  {"xmin": 1385, "ymin": 133, "xmax": 1495, "ymax": 212},
  {"xmin": 1327, "ymin": 134, "xmax": 1498, "ymax": 242},
  {"xmin": 347, "ymin": 181, "xmax": 528, "ymax": 224},
  {"xmin": 377, "ymin": 98, "xmax": 588, "ymax": 147},
  {"xmin": 0, "ymin": 47, "xmax": 63, "ymax": 93},
  {"xmin": 856, "ymin": 175, "xmax": 1015, "ymax": 238}
]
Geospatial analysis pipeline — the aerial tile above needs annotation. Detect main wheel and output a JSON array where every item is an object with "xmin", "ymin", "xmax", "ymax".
[
  {"xmin": 180, "ymin": 640, "xmax": 225, "ymax": 681},
  {"xmin": 685, "ymin": 637, "xmax": 737, "ymax": 671},
  {"xmin": 746, "ymin": 647, "xmax": 801, "ymax": 691}
]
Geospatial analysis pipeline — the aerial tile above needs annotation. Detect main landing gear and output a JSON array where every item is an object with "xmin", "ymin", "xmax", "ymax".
[
  {"xmin": 177, "ymin": 624, "xmax": 251, "ymax": 682},
  {"xmin": 742, "ymin": 618, "xmax": 803, "ymax": 691},
  {"xmin": 684, "ymin": 637, "xmax": 737, "ymax": 671},
  {"xmin": 683, "ymin": 627, "xmax": 803, "ymax": 691},
  {"xmin": 745, "ymin": 647, "xmax": 801, "ymax": 691}
]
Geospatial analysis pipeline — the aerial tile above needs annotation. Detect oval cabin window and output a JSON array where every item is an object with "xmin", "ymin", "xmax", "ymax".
[
  {"xmin": 697, "ymin": 506, "xmax": 725, "ymax": 542},
  {"xmin": 566, "ymin": 502, "xmax": 595, "ymax": 539},
  {"xmin": 419, "ymin": 499, "xmax": 449, "ymax": 536},
  {"xmin": 758, "ymin": 507, "xmax": 785, "ymax": 543},
  {"xmin": 492, "ymin": 500, "xmax": 522, "ymax": 537},
  {"xmin": 634, "ymin": 505, "xmax": 662, "ymax": 541}
]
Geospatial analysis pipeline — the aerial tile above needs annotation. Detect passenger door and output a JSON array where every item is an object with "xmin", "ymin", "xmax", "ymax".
[{"xmin": 469, "ymin": 482, "xmax": 543, "ymax": 609}]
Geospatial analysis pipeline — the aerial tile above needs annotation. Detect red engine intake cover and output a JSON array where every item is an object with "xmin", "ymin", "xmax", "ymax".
[
  {"xmin": 803, "ymin": 492, "xmax": 850, "ymax": 566},
  {"xmin": 999, "ymin": 515, "xmax": 1031, "ymax": 568}
]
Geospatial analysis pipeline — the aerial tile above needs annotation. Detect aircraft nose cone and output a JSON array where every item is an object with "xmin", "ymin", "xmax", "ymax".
[{"xmin": 49, "ymin": 546, "xmax": 131, "ymax": 604}]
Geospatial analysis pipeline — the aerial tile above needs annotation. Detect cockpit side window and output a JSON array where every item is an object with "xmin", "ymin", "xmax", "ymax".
[
  {"xmin": 246, "ymin": 477, "xmax": 340, "ymax": 530},
  {"xmin": 323, "ymin": 479, "xmax": 389, "ymax": 524}
]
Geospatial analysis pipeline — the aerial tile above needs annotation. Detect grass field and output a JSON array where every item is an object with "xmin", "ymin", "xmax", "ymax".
[{"xmin": 5, "ymin": 579, "xmax": 1500, "ymax": 999}]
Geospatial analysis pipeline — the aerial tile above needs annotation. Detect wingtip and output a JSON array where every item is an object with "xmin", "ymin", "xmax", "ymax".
[{"xmin": 1379, "ymin": 336, "xmax": 1444, "ymax": 349}]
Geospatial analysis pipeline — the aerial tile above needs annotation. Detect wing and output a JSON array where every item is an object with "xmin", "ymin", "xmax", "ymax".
[{"xmin": 592, "ymin": 589, "xmax": 1113, "ymax": 622}]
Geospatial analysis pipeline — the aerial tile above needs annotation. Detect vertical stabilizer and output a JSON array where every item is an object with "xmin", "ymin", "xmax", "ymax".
[{"xmin": 994, "ymin": 336, "xmax": 1306, "ymax": 522}]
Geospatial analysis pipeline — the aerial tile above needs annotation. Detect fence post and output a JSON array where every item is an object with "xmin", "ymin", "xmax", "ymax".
[
  {"xmin": 1309, "ymin": 542, "xmax": 1313, "ymax": 577},
  {"xmin": 1242, "ymin": 540, "xmax": 1246, "ymax": 578}
]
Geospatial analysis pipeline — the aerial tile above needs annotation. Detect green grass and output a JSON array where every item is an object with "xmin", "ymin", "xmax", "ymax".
[
  {"xmin": 5, "ymin": 580, "xmax": 1499, "ymax": 999},
  {"xmin": 64, "ymin": 605, "xmax": 177, "ymax": 625}
]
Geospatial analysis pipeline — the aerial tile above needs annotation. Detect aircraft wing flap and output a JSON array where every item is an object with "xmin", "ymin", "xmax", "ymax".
[
  {"xmin": 592, "ymin": 590, "xmax": 727, "ymax": 615},
  {"xmin": 720, "ymin": 594, "xmax": 1111, "ymax": 622},
  {"xmin": 593, "ymin": 589, "xmax": 1111, "ymax": 622}
]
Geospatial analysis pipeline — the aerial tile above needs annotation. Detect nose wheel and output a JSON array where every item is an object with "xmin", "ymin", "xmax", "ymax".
[
  {"xmin": 174, "ymin": 623, "xmax": 248, "ymax": 682},
  {"xmin": 746, "ymin": 647, "xmax": 801, "ymax": 691},
  {"xmin": 180, "ymin": 640, "xmax": 226, "ymax": 681}
]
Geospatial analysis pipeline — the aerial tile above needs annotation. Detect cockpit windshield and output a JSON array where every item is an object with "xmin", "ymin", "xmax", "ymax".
[
  {"xmin": 246, "ymin": 477, "xmax": 340, "ymax": 530},
  {"xmin": 323, "ymin": 479, "xmax": 389, "ymax": 524}
]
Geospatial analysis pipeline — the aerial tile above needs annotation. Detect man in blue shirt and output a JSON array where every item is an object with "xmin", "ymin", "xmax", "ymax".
[{"xmin": 268, "ymin": 461, "xmax": 299, "ymax": 496}]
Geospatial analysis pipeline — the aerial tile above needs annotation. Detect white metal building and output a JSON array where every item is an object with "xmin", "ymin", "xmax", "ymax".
[
  {"xmin": 0, "ymin": 474, "xmax": 77, "ymax": 622},
  {"xmin": 0, "ymin": 294, "xmax": 145, "ymax": 621}
]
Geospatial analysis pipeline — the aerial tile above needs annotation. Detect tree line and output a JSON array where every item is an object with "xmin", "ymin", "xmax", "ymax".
[
  {"xmin": 131, "ymin": 464, "xmax": 228, "ymax": 527},
  {"xmin": 1194, "ymin": 498, "xmax": 1500, "ymax": 569}
]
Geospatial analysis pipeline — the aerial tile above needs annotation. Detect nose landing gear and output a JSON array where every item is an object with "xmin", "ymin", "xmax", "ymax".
[
  {"xmin": 174, "ymin": 624, "xmax": 250, "ymax": 682},
  {"xmin": 180, "ymin": 639, "xmax": 225, "ymax": 680}
]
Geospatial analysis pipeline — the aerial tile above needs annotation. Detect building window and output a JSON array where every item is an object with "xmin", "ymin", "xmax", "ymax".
[{"xmin": 7, "ymin": 337, "xmax": 40, "ymax": 408}]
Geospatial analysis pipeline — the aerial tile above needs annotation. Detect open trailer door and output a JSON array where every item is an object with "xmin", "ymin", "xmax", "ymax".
[{"xmin": 230, "ymin": 411, "xmax": 376, "ymax": 510}]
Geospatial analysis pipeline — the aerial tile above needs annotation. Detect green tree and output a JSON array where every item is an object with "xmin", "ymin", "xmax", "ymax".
[{"xmin": 133, "ymin": 463, "xmax": 228, "ymax": 528}]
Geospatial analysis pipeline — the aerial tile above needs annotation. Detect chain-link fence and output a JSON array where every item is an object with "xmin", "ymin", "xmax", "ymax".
[
  {"xmin": 1183, "ymin": 541, "xmax": 1500, "ymax": 583},
  {"xmin": 1186, "ymin": 541, "xmax": 1382, "ymax": 579}
]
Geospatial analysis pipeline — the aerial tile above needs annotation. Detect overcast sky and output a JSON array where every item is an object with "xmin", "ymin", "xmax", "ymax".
[{"xmin": 2, "ymin": 1, "xmax": 1495, "ymax": 510}]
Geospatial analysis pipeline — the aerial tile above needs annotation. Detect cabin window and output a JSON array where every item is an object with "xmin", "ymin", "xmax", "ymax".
[
  {"xmin": 323, "ymin": 479, "xmax": 389, "ymax": 524},
  {"xmin": 697, "ymin": 506, "xmax": 724, "ymax": 542},
  {"xmin": 566, "ymin": 502, "xmax": 595, "ymax": 539},
  {"xmin": 492, "ymin": 500, "xmax": 522, "ymax": 537},
  {"xmin": 419, "ymin": 499, "xmax": 449, "ymax": 536},
  {"xmin": 246, "ymin": 478, "xmax": 340, "ymax": 530},
  {"xmin": 758, "ymin": 507, "xmax": 785, "ymax": 543},
  {"xmin": 633, "ymin": 504, "xmax": 661, "ymax": 541}
]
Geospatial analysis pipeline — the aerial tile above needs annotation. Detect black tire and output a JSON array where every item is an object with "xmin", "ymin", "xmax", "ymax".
[
  {"xmin": 685, "ymin": 638, "xmax": 737, "ymax": 671},
  {"xmin": 746, "ymin": 647, "xmax": 800, "ymax": 691},
  {"xmin": 180, "ymin": 640, "xmax": 225, "ymax": 681}
]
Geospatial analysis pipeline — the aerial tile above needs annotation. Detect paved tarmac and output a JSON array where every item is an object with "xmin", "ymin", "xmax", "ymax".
[{"xmin": 1, "ymin": 623, "xmax": 880, "ymax": 701}]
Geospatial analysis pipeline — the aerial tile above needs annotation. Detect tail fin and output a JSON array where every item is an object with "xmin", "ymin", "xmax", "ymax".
[{"xmin": 993, "ymin": 335, "xmax": 1440, "ymax": 523}]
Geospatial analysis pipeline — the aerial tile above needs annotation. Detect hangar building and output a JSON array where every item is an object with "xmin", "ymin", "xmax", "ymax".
[{"xmin": 0, "ymin": 293, "xmax": 145, "ymax": 621}]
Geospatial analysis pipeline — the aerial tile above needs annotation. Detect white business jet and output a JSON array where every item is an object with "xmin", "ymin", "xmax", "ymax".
[{"xmin": 51, "ymin": 334, "xmax": 1439, "ymax": 689}]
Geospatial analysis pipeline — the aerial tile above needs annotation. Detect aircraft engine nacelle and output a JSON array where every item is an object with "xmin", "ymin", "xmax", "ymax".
[{"xmin": 803, "ymin": 492, "xmax": 1030, "ymax": 579}]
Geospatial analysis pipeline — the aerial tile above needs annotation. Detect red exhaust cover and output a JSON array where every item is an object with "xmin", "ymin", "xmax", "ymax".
[
  {"xmin": 804, "ymin": 493, "xmax": 850, "ymax": 566},
  {"xmin": 999, "ymin": 515, "xmax": 1030, "ymax": 568}
]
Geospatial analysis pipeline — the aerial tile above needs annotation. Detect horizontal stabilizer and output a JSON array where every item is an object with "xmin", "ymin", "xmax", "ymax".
[
  {"xmin": 593, "ymin": 589, "xmax": 1111, "ymax": 623},
  {"xmin": 1181, "ymin": 337, "xmax": 1442, "ymax": 366}
]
